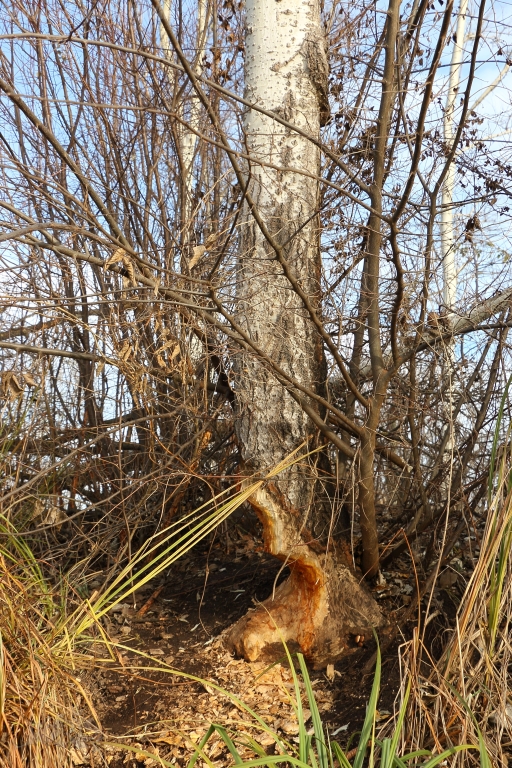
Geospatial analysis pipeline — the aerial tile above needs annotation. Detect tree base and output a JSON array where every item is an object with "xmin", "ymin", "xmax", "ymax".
[{"xmin": 225, "ymin": 551, "xmax": 384, "ymax": 667}]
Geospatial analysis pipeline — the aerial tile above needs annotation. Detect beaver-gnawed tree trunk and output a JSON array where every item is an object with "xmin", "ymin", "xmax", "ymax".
[{"xmin": 227, "ymin": 0, "xmax": 383, "ymax": 666}]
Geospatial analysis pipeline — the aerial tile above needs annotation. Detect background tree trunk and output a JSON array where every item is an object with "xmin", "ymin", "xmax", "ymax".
[{"xmin": 227, "ymin": 0, "xmax": 382, "ymax": 665}]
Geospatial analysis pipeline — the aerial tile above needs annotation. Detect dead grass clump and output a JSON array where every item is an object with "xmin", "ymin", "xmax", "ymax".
[
  {"xmin": 401, "ymin": 468, "xmax": 512, "ymax": 765},
  {"xmin": 0, "ymin": 543, "xmax": 98, "ymax": 768}
]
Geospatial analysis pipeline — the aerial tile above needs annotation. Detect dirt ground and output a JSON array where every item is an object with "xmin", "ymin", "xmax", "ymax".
[{"xmin": 75, "ymin": 521, "xmax": 476, "ymax": 767}]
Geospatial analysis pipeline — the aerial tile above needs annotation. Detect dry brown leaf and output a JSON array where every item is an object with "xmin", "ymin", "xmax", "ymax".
[
  {"xmin": 69, "ymin": 747, "xmax": 87, "ymax": 766},
  {"xmin": 42, "ymin": 505, "xmax": 68, "ymax": 527},
  {"xmin": 104, "ymin": 247, "xmax": 125, "ymax": 269},
  {"xmin": 104, "ymin": 247, "xmax": 137, "ymax": 286},
  {"xmin": 280, "ymin": 720, "xmax": 299, "ymax": 735},
  {"xmin": 155, "ymin": 734, "xmax": 182, "ymax": 747},
  {"xmin": 189, "ymin": 244, "xmax": 206, "ymax": 269},
  {"xmin": 204, "ymin": 232, "xmax": 218, "ymax": 248},
  {"xmin": 119, "ymin": 341, "xmax": 132, "ymax": 361},
  {"xmin": 22, "ymin": 371, "xmax": 38, "ymax": 387},
  {"xmin": 122, "ymin": 254, "xmax": 136, "ymax": 286},
  {"xmin": 156, "ymin": 353, "xmax": 167, "ymax": 369},
  {"xmin": 1, "ymin": 372, "xmax": 24, "ymax": 399}
]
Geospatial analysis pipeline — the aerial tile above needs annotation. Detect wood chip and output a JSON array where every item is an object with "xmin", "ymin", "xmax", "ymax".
[{"xmin": 280, "ymin": 720, "xmax": 299, "ymax": 735}]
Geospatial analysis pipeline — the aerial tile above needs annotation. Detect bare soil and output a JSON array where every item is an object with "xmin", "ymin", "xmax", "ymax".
[{"xmin": 77, "ymin": 524, "xmax": 475, "ymax": 767}]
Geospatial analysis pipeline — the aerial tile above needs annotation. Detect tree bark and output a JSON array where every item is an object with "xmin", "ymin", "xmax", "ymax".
[{"xmin": 227, "ymin": 0, "xmax": 383, "ymax": 666}]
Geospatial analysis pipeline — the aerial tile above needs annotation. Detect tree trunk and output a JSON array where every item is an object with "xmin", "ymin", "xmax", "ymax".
[{"xmin": 227, "ymin": 0, "xmax": 383, "ymax": 666}]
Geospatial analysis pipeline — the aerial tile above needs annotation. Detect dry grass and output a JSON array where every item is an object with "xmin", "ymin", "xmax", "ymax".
[
  {"xmin": 0, "ymin": 449, "xmax": 311, "ymax": 767},
  {"xmin": 0, "ymin": 437, "xmax": 503, "ymax": 767},
  {"xmin": 399, "ymin": 471, "xmax": 512, "ymax": 766},
  {"xmin": 0, "ymin": 544, "xmax": 100, "ymax": 768}
]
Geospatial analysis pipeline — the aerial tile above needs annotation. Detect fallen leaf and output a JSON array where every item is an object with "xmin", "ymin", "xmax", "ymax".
[
  {"xmin": 256, "ymin": 734, "xmax": 276, "ymax": 747},
  {"xmin": 280, "ymin": 720, "xmax": 299, "ymax": 735},
  {"xmin": 155, "ymin": 734, "xmax": 182, "ymax": 747}
]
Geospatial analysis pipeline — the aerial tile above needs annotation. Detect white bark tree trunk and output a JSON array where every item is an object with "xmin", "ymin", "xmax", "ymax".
[
  {"xmin": 441, "ymin": 0, "xmax": 468, "ymax": 316},
  {"xmin": 440, "ymin": 0, "xmax": 468, "ymax": 466},
  {"xmin": 228, "ymin": 0, "xmax": 382, "ymax": 665},
  {"xmin": 236, "ymin": 0, "xmax": 327, "ymax": 512}
]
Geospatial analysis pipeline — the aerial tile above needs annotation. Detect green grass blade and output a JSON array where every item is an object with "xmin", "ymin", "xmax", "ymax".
[
  {"xmin": 387, "ymin": 677, "xmax": 411, "ymax": 765},
  {"xmin": 353, "ymin": 636, "xmax": 381, "ymax": 768},
  {"xmin": 380, "ymin": 738, "xmax": 392, "ymax": 768},
  {"xmin": 391, "ymin": 755, "xmax": 409, "ymax": 768},
  {"xmin": 210, "ymin": 724, "xmax": 244, "ymax": 764},
  {"xmin": 187, "ymin": 724, "xmax": 216, "ymax": 768},
  {"xmin": 280, "ymin": 644, "xmax": 308, "ymax": 764},
  {"xmin": 488, "ymin": 373, "xmax": 512, "ymax": 500},
  {"xmin": 400, "ymin": 750, "xmax": 433, "ymax": 761},
  {"xmin": 332, "ymin": 742, "xmax": 353, "ymax": 768},
  {"xmin": 207, "ymin": 757, "xmax": 310, "ymax": 768},
  {"xmin": 478, "ymin": 729, "xmax": 492, "ymax": 768},
  {"xmin": 298, "ymin": 653, "xmax": 328, "ymax": 768},
  {"xmin": 420, "ymin": 745, "xmax": 477, "ymax": 768},
  {"xmin": 242, "ymin": 732, "xmax": 281, "ymax": 768}
]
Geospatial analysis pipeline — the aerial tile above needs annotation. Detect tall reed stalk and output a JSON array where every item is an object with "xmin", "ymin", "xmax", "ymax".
[{"xmin": 401, "ymin": 382, "xmax": 512, "ymax": 766}]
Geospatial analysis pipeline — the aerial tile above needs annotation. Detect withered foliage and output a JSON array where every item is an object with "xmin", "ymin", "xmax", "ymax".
[{"xmin": 0, "ymin": 0, "xmax": 511, "ymax": 584}]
